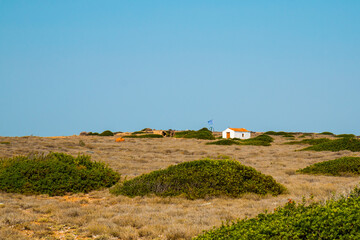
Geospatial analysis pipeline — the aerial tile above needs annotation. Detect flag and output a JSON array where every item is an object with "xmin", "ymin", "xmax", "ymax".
[{"xmin": 208, "ymin": 120, "xmax": 213, "ymax": 125}]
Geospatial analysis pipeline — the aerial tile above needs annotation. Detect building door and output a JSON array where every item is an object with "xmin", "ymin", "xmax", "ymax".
[{"xmin": 226, "ymin": 132, "xmax": 230, "ymax": 139}]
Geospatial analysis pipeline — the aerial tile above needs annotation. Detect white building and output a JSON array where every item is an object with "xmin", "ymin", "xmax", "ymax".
[{"xmin": 222, "ymin": 128, "xmax": 251, "ymax": 139}]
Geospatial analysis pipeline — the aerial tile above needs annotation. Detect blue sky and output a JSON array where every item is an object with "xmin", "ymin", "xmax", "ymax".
[{"xmin": 1, "ymin": 1, "xmax": 359, "ymax": 136}]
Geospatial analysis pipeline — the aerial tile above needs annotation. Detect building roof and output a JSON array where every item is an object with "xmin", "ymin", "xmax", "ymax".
[{"xmin": 229, "ymin": 128, "xmax": 250, "ymax": 132}]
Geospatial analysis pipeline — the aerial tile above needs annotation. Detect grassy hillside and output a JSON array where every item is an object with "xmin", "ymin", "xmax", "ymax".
[
  {"xmin": 297, "ymin": 157, "xmax": 360, "ymax": 176},
  {"xmin": 0, "ymin": 153, "xmax": 120, "ymax": 196},
  {"xmin": 111, "ymin": 159, "xmax": 286, "ymax": 199},
  {"xmin": 195, "ymin": 187, "xmax": 360, "ymax": 239}
]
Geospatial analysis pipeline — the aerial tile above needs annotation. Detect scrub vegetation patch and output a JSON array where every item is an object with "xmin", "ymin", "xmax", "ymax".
[
  {"xmin": 0, "ymin": 153, "xmax": 120, "ymax": 196},
  {"xmin": 285, "ymin": 138, "xmax": 332, "ymax": 146},
  {"xmin": 297, "ymin": 157, "xmax": 360, "ymax": 176},
  {"xmin": 207, "ymin": 135, "xmax": 273, "ymax": 146},
  {"xmin": 301, "ymin": 137, "xmax": 360, "ymax": 152},
  {"xmin": 195, "ymin": 187, "xmax": 360, "ymax": 240},
  {"xmin": 123, "ymin": 134, "xmax": 163, "ymax": 138},
  {"xmin": 110, "ymin": 158, "xmax": 286, "ymax": 199},
  {"xmin": 174, "ymin": 128, "xmax": 215, "ymax": 140}
]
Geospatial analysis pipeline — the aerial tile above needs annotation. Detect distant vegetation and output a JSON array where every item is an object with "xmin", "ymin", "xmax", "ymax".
[
  {"xmin": 88, "ymin": 130, "xmax": 114, "ymax": 136},
  {"xmin": 111, "ymin": 159, "xmax": 286, "ymax": 199},
  {"xmin": 207, "ymin": 134, "xmax": 273, "ymax": 146},
  {"xmin": 320, "ymin": 131, "xmax": 335, "ymax": 136},
  {"xmin": 131, "ymin": 131, "xmax": 146, "ymax": 135},
  {"xmin": 195, "ymin": 187, "xmax": 360, "ymax": 239},
  {"xmin": 265, "ymin": 131, "xmax": 294, "ymax": 138},
  {"xmin": 123, "ymin": 134, "xmax": 163, "ymax": 138},
  {"xmin": 297, "ymin": 157, "xmax": 360, "ymax": 176},
  {"xmin": 285, "ymin": 138, "xmax": 332, "ymax": 146},
  {"xmin": 174, "ymin": 128, "xmax": 215, "ymax": 140},
  {"xmin": 336, "ymin": 134, "xmax": 356, "ymax": 138},
  {"xmin": 207, "ymin": 139, "xmax": 240, "ymax": 145},
  {"xmin": 0, "ymin": 153, "xmax": 120, "ymax": 196},
  {"xmin": 299, "ymin": 133, "xmax": 313, "ymax": 138},
  {"xmin": 301, "ymin": 137, "xmax": 360, "ymax": 152}
]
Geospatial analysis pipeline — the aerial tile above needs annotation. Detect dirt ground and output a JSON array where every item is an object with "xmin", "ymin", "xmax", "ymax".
[{"xmin": 0, "ymin": 134, "xmax": 359, "ymax": 239}]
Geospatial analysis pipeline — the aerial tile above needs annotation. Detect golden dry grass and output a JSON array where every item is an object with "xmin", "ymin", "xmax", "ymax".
[{"xmin": 0, "ymin": 134, "xmax": 359, "ymax": 239}]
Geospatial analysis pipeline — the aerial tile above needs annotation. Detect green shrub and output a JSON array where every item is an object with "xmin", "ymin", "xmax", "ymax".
[
  {"xmin": 0, "ymin": 142, "xmax": 10, "ymax": 145},
  {"xmin": 207, "ymin": 135, "xmax": 273, "ymax": 146},
  {"xmin": 320, "ymin": 131, "xmax": 335, "ymax": 136},
  {"xmin": 0, "ymin": 153, "xmax": 120, "ymax": 196},
  {"xmin": 301, "ymin": 137, "xmax": 360, "ymax": 152},
  {"xmin": 87, "ymin": 132, "xmax": 99, "ymax": 136},
  {"xmin": 132, "ymin": 131, "xmax": 146, "ymax": 135},
  {"xmin": 285, "ymin": 138, "xmax": 332, "ymax": 145},
  {"xmin": 174, "ymin": 128, "xmax": 215, "ymax": 140},
  {"xmin": 336, "ymin": 134, "xmax": 356, "ymax": 138},
  {"xmin": 123, "ymin": 134, "xmax": 163, "ymax": 138},
  {"xmin": 297, "ymin": 157, "xmax": 360, "ymax": 176},
  {"xmin": 207, "ymin": 139, "xmax": 240, "ymax": 145},
  {"xmin": 99, "ymin": 130, "xmax": 114, "ymax": 136},
  {"xmin": 240, "ymin": 134, "xmax": 274, "ymax": 146},
  {"xmin": 110, "ymin": 159, "xmax": 286, "ymax": 199},
  {"xmin": 299, "ymin": 133, "xmax": 313, "ymax": 138},
  {"xmin": 195, "ymin": 188, "xmax": 360, "ymax": 239},
  {"xmin": 265, "ymin": 131, "xmax": 294, "ymax": 138}
]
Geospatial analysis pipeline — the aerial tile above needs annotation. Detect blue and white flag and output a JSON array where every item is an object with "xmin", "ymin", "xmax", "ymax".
[{"xmin": 208, "ymin": 119, "xmax": 213, "ymax": 125}]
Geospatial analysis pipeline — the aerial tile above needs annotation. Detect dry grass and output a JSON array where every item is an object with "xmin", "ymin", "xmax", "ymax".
[{"xmin": 0, "ymin": 134, "xmax": 359, "ymax": 239}]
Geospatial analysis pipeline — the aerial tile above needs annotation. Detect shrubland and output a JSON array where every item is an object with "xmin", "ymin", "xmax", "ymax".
[
  {"xmin": 123, "ymin": 134, "xmax": 163, "ymax": 138},
  {"xmin": 195, "ymin": 187, "xmax": 360, "ymax": 240},
  {"xmin": 0, "ymin": 152, "xmax": 120, "ymax": 196},
  {"xmin": 265, "ymin": 131, "xmax": 295, "ymax": 138},
  {"xmin": 110, "ymin": 158, "xmax": 286, "ymax": 199},
  {"xmin": 319, "ymin": 131, "xmax": 335, "ymax": 136},
  {"xmin": 301, "ymin": 137, "xmax": 360, "ymax": 152},
  {"xmin": 285, "ymin": 138, "xmax": 331, "ymax": 146},
  {"xmin": 297, "ymin": 157, "xmax": 360, "ymax": 176},
  {"xmin": 88, "ymin": 130, "xmax": 114, "ymax": 136},
  {"xmin": 174, "ymin": 128, "xmax": 215, "ymax": 140},
  {"xmin": 207, "ymin": 134, "xmax": 273, "ymax": 146},
  {"xmin": 336, "ymin": 134, "xmax": 356, "ymax": 138}
]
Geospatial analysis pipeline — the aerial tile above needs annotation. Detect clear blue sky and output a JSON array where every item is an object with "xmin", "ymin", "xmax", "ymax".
[{"xmin": 1, "ymin": 1, "xmax": 359, "ymax": 136}]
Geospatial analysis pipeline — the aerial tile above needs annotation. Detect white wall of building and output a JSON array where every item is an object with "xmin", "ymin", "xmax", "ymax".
[{"xmin": 222, "ymin": 128, "xmax": 251, "ymax": 139}]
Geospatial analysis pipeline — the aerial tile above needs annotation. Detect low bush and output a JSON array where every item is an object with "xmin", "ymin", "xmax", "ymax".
[
  {"xmin": 320, "ymin": 131, "xmax": 335, "ymax": 136},
  {"xmin": 87, "ymin": 130, "xmax": 114, "ymax": 136},
  {"xmin": 265, "ymin": 131, "xmax": 294, "ymax": 138},
  {"xmin": 0, "ymin": 142, "xmax": 10, "ymax": 145},
  {"xmin": 207, "ymin": 139, "xmax": 240, "ymax": 145},
  {"xmin": 301, "ymin": 137, "xmax": 360, "ymax": 152},
  {"xmin": 123, "ymin": 134, "xmax": 163, "ymax": 138},
  {"xmin": 285, "ymin": 138, "xmax": 332, "ymax": 145},
  {"xmin": 195, "ymin": 187, "xmax": 360, "ymax": 239},
  {"xmin": 132, "ymin": 131, "xmax": 146, "ymax": 135},
  {"xmin": 240, "ymin": 134, "xmax": 274, "ymax": 146},
  {"xmin": 0, "ymin": 153, "xmax": 120, "ymax": 196},
  {"xmin": 99, "ymin": 130, "xmax": 114, "ymax": 136},
  {"xmin": 87, "ymin": 132, "xmax": 99, "ymax": 136},
  {"xmin": 110, "ymin": 159, "xmax": 286, "ymax": 199},
  {"xmin": 299, "ymin": 133, "xmax": 313, "ymax": 138},
  {"xmin": 174, "ymin": 128, "xmax": 215, "ymax": 140},
  {"xmin": 297, "ymin": 157, "xmax": 360, "ymax": 176},
  {"xmin": 207, "ymin": 135, "xmax": 273, "ymax": 146},
  {"xmin": 336, "ymin": 134, "xmax": 356, "ymax": 138}
]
